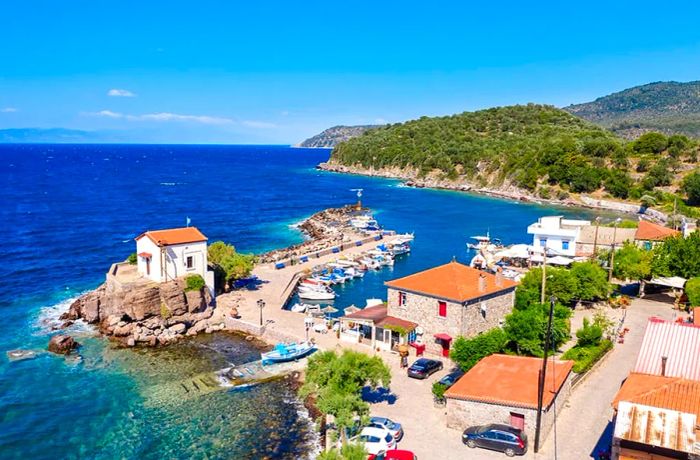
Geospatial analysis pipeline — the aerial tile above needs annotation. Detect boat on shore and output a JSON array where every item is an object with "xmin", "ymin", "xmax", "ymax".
[{"xmin": 261, "ymin": 341, "xmax": 317, "ymax": 364}]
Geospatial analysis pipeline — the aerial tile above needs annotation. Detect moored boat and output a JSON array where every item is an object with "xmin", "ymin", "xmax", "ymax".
[{"xmin": 261, "ymin": 341, "xmax": 316, "ymax": 364}]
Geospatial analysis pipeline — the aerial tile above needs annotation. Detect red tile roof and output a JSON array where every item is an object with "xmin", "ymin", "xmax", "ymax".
[
  {"xmin": 136, "ymin": 227, "xmax": 207, "ymax": 247},
  {"xmin": 634, "ymin": 319, "xmax": 700, "ymax": 380},
  {"xmin": 635, "ymin": 220, "xmax": 680, "ymax": 241},
  {"xmin": 612, "ymin": 372, "xmax": 700, "ymax": 418},
  {"xmin": 342, "ymin": 305, "xmax": 417, "ymax": 331},
  {"xmin": 384, "ymin": 261, "xmax": 517, "ymax": 303},
  {"xmin": 444, "ymin": 354, "xmax": 573, "ymax": 409}
]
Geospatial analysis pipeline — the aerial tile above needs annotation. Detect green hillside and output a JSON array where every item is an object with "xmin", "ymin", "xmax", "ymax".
[
  {"xmin": 564, "ymin": 81, "xmax": 700, "ymax": 138},
  {"xmin": 328, "ymin": 104, "xmax": 700, "ymax": 213}
]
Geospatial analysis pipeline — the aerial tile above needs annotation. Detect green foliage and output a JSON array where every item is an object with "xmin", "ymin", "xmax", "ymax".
[
  {"xmin": 575, "ymin": 318, "xmax": 603, "ymax": 347},
  {"xmin": 604, "ymin": 170, "xmax": 633, "ymax": 199},
  {"xmin": 569, "ymin": 262, "xmax": 610, "ymax": 301},
  {"xmin": 160, "ymin": 301, "xmax": 171, "ymax": 319},
  {"xmin": 686, "ymin": 277, "xmax": 700, "ymax": 306},
  {"xmin": 184, "ymin": 274, "xmax": 205, "ymax": 292},
  {"xmin": 643, "ymin": 159, "xmax": 672, "ymax": 189},
  {"xmin": 300, "ymin": 350, "xmax": 391, "ymax": 433},
  {"xmin": 432, "ymin": 382, "xmax": 448, "ymax": 400},
  {"xmin": 503, "ymin": 302, "xmax": 572, "ymax": 357},
  {"xmin": 208, "ymin": 241, "xmax": 255, "ymax": 281},
  {"xmin": 562, "ymin": 340, "xmax": 613, "ymax": 374},
  {"xmin": 613, "ymin": 242, "xmax": 652, "ymax": 280},
  {"xmin": 651, "ymin": 233, "xmax": 700, "ymax": 278},
  {"xmin": 318, "ymin": 443, "xmax": 368, "ymax": 460},
  {"xmin": 127, "ymin": 252, "xmax": 137, "ymax": 264},
  {"xmin": 450, "ymin": 328, "xmax": 508, "ymax": 371},
  {"xmin": 682, "ymin": 171, "xmax": 700, "ymax": 205},
  {"xmin": 633, "ymin": 132, "xmax": 668, "ymax": 154}
]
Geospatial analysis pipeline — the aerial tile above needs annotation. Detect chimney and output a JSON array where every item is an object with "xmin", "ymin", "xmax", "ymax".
[
  {"xmin": 478, "ymin": 273, "xmax": 487, "ymax": 292},
  {"xmin": 661, "ymin": 356, "xmax": 668, "ymax": 377},
  {"xmin": 495, "ymin": 267, "xmax": 504, "ymax": 287}
]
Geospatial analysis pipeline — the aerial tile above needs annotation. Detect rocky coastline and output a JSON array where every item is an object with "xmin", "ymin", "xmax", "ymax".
[{"xmin": 317, "ymin": 161, "xmax": 670, "ymax": 222}]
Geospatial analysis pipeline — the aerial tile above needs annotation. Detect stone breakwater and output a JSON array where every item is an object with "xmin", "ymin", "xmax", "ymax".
[
  {"xmin": 318, "ymin": 161, "xmax": 669, "ymax": 222},
  {"xmin": 257, "ymin": 205, "xmax": 366, "ymax": 264},
  {"xmin": 61, "ymin": 277, "xmax": 225, "ymax": 347}
]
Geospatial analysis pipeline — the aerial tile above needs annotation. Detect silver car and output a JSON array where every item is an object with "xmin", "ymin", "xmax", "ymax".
[{"xmin": 368, "ymin": 416, "xmax": 404, "ymax": 441}]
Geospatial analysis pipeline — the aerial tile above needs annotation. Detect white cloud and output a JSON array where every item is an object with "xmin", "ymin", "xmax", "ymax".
[
  {"xmin": 95, "ymin": 109, "xmax": 123, "ymax": 118},
  {"xmin": 1, "ymin": 107, "xmax": 17, "ymax": 113},
  {"xmin": 107, "ymin": 89, "xmax": 136, "ymax": 97},
  {"xmin": 242, "ymin": 120, "xmax": 277, "ymax": 129},
  {"xmin": 87, "ymin": 110, "xmax": 238, "ymax": 126},
  {"xmin": 374, "ymin": 118, "xmax": 388, "ymax": 124}
]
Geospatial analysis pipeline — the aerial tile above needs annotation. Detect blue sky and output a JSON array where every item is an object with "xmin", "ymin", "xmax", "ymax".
[{"xmin": 1, "ymin": 1, "xmax": 700, "ymax": 143}]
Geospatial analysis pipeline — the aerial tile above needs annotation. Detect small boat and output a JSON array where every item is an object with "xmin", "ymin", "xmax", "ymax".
[
  {"xmin": 290, "ymin": 303, "xmax": 309, "ymax": 313},
  {"xmin": 467, "ymin": 234, "xmax": 492, "ymax": 250},
  {"xmin": 299, "ymin": 289, "xmax": 336, "ymax": 300},
  {"xmin": 389, "ymin": 242, "xmax": 411, "ymax": 256},
  {"xmin": 261, "ymin": 341, "xmax": 316, "ymax": 364}
]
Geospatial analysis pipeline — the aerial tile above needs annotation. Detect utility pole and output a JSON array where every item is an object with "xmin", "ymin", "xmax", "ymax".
[
  {"xmin": 609, "ymin": 218, "xmax": 621, "ymax": 283},
  {"xmin": 593, "ymin": 216, "xmax": 601, "ymax": 254},
  {"xmin": 540, "ymin": 249, "xmax": 547, "ymax": 304},
  {"xmin": 534, "ymin": 295, "xmax": 556, "ymax": 453}
]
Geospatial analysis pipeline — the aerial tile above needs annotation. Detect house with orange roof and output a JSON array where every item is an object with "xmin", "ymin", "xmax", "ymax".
[
  {"xmin": 385, "ymin": 261, "xmax": 518, "ymax": 356},
  {"xmin": 135, "ymin": 227, "xmax": 215, "ymax": 296},
  {"xmin": 635, "ymin": 219, "xmax": 680, "ymax": 250},
  {"xmin": 444, "ymin": 354, "xmax": 574, "ymax": 445}
]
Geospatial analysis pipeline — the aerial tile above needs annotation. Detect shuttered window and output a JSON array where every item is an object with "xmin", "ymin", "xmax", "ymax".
[{"xmin": 438, "ymin": 301, "xmax": 447, "ymax": 317}]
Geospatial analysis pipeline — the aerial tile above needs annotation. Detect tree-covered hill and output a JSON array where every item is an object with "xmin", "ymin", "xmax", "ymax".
[
  {"xmin": 298, "ymin": 125, "xmax": 383, "ymax": 148},
  {"xmin": 564, "ymin": 81, "xmax": 700, "ymax": 138},
  {"xmin": 327, "ymin": 104, "xmax": 700, "ymax": 215}
]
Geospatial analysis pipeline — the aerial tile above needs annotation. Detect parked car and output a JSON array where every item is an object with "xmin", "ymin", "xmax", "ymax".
[
  {"xmin": 437, "ymin": 369, "xmax": 464, "ymax": 389},
  {"xmin": 350, "ymin": 427, "xmax": 397, "ymax": 455},
  {"xmin": 407, "ymin": 358, "xmax": 443, "ymax": 379},
  {"xmin": 369, "ymin": 450, "xmax": 417, "ymax": 460},
  {"xmin": 367, "ymin": 416, "xmax": 404, "ymax": 441},
  {"xmin": 462, "ymin": 424, "xmax": 527, "ymax": 457}
]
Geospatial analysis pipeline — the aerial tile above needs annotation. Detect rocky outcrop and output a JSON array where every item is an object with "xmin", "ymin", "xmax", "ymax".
[
  {"xmin": 48, "ymin": 334, "xmax": 79, "ymax": 355},
  {"xmin": 62, "ymin": 278, "xmax": 216, "ymax": 347}
]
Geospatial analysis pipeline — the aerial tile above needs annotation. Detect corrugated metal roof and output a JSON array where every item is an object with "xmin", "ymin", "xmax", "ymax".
[
  {"xmin": 634, "ymin": 319, "xmax": 700, "ymax": 381},
  {"xmin": 614, "ymin": 401, "xmax": 699, "ymax": 453},
  {"xmin": 612, "ymin": 373, "xmax": 700, "ymax": 418}
]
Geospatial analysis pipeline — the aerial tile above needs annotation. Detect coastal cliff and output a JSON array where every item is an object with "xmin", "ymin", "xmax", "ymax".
[
  {"xmin": 62, "ymin": 276, "xmax": 221, "ymax": 347},
  {"xmin": 298, "ymin": 125, "xmax": 382, "ymax": 148}
]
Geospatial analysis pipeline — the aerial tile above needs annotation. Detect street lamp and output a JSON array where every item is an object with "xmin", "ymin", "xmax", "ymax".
[
  {"xmin": 257, "ymin": 299, "xmax": 265, "ymax": 326},
  {"xmin": 609, "ymin": 218, "xmax": 622, "ymax": 282}
]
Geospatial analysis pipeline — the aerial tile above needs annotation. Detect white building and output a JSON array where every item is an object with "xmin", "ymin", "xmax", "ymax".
[
  {"xmin": 135, "ymin": 227, "xmax": 215, "ymax": 297},
  {"xmin": 527, "ymin": 216, "xmax": 590, "ymax": 257}
]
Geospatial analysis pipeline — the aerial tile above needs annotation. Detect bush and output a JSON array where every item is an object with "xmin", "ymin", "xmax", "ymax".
[
  {"xmin": 633, "ymin": 132, "xmax": 668, "ymax": 154},
  {"xmin": 432, "ymin": 382, "xmax": 448, "ymax": 401},
  {"xmin": 562, "ymin": 339, "xmax": 613, "ymax": 374},
  {"xmin": 604, "ymin": 170, "xmax": 633, "ymax": 199},
  {"xmin": 185, "ymin": 274, "xmax": 206, "ymax": 292},
  {"xmin": 569, "ymin": 262, "xmax": 610, "ymax": 301},
  {"xmin": 686, "ymin": 277, "xmax": 700, "ymax": 306},
  {"xmin": 504, "ymin": 302, "xmax": 572, "ymax": 357},
  {"xmin": 127, "ymin": 252, "xmax": 137, "ymax": 264},
  {"xmin": 575, "ymin": 318, "xmax": 603, "ymax": 347},
  {"xmin": 450, "ymin": 328, "xmax": 507, "ymax": 371},
  {"xmin": 682, "ymin": 171, "xmax": 700, "ymax": 205}
]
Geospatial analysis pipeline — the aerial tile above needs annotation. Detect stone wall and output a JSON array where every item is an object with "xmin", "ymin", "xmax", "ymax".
[
  {"xmin": 387, "ymin": 288, "xmax": 515, "ymax": 355},
  {"xmin": 446, "ymin": 371, "xmax": 573, "ymax": 445}
]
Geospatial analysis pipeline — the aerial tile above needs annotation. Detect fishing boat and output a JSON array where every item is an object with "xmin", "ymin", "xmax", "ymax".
[
  {"xmin": 298, "ymin": 289, "xmax": 336, "ymax": 300},
  {"xmin": 467, "ymin": 234, "xmax": 492, "ymax": 250},
  {"xmin": 261, "ymin": 341, "xmax": 316, "ymax": 364},
  {"xmin": 389, "ymin": 242, "xmax": 411, "ymax": 256},
  {"xmin": 350, "ymin": 215, "xmax": 380, "ymax": 231}
]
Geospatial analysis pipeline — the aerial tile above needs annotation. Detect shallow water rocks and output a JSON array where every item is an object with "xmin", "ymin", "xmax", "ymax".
[{"xmin": 48, "ymin": 334, "xmax": 79, "ymax": 355}]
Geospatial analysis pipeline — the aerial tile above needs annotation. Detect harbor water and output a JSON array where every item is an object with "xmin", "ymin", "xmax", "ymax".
[{"xmin": 0, "ymin": 144, "xmax": 603, "ymax": 459}]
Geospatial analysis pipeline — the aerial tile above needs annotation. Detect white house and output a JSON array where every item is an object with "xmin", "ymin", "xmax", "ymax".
[
  {"xmin": 135, "ymin": 227, "xmax": 215, "ymax": 297},
  {"xmin": 527, "ymin": 216, "xmax": 590, "ymax": 257}
]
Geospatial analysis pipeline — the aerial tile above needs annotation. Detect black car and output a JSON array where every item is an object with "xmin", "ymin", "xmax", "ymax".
[
  {"xmin": 437, "ymin": 369, "xmax": 464, "ymax": 389},
  {"xmin": 462, "ymin": 424, "xmax": 527, "ymax": 457},
  {"xmin": 407, "ymin": 358, "xmax": 443, "ymax": 379}
]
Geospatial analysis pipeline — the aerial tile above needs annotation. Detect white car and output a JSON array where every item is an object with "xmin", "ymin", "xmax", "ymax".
[{"xmin": 350, "ymin": 426, "xmax": 397, "ymax": 455}]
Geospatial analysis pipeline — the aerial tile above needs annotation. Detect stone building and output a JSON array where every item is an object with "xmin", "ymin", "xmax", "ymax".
[
  {"xmin": 444, "ymin": 354, "xmax": 574, "ymax": 445},
  {"xmin": 385, "ymin": 261, "xmax": 517, "ymax": 356}
]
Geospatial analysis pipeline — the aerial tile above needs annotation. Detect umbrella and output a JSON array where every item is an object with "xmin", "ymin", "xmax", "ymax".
[
  {"xmin": 321, "ymin": 306, "xmax": 339, "ymax": 314},
  {"xmin": 344, "ymin": 305, "xmax": 361, "ymax": 315}
]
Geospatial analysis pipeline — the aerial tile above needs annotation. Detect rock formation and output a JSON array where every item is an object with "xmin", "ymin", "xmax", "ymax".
[
  {"xmin": 62, "ymin": 277, "xmax": 217, "ymax": 347},
  {"xmin": 48, "ymin": 334, "xmax": 79, "ymax": 355}
]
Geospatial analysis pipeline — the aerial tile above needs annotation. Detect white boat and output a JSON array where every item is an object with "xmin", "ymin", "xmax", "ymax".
[
  {"xmin": 299, "ymin": 289, "xmax": 336, "ymax": 301},
  {"xmin": 350, "ymin": 215, "xmax": 380, "ymax": 231},
  {"xmin": 298, "ymin": 284, "xmax": 333, "ymax": 294},
  {"xmin": 467, "ymin": 235, "xmax": 492, "ymax": 250},
  {"xmin": 290, "ymin": 303, "xmax": 309, "ymax": 313},
  {"xmin": 389, "ymin": 243, "xmax": 411, "ymax": 255}
]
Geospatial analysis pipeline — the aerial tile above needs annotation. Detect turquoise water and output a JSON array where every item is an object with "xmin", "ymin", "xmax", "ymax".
[{"xmin": 0, "ymin": 144, "xmax": 602, "ymax": 459}]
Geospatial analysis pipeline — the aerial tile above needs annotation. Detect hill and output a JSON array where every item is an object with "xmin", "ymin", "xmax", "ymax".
[
  {"xmin": 323, "ymin": 104, "xmax": 700, "ymax": 217},
  {"xmin": 564, "ymin": 81, "xmax": 700, "ymax": 138},
  {"xmin": 298, "ymin": 125, "xmax": 382, "ymax": 148}
]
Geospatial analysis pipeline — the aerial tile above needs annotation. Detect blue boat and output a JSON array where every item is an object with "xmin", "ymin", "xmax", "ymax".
[{"xmin": 261, "ymin": 341, "xmax": 316, "ymax": 364}]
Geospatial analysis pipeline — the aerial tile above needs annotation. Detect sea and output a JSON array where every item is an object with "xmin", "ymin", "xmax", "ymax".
[{"xmin": 0, "ymin": 144, "xmax": 605, "ymax": 459}]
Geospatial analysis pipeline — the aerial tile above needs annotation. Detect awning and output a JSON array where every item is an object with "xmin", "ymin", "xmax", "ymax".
[
  {"xmin": 547, "ymin": 256, "xmax": 574, "ymax": 266},
  {"xmin": 138, "ymin": 252, "xmax": 152, "ymax": 258},
  {"xmin": 434, "ymin": 333, "xmax": 453, "ymax": 342},
  {"xmin": 648, "ymin": 276, "xmax": 687, "ymax": 289}
]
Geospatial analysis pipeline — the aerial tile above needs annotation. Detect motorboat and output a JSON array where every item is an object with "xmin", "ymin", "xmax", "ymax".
[
  {"xmin": 350, "ymin": 215, "xmax": 380, "ymax": 231},
  {"xmin": 290, "ymin": 303, "xmax": 310, "ymax": 313},
  {"xmin": 389, "ymin": 242, "xmax": 411, "ymax": 256},
  {"xmin": 467, "ymin": 234, "xmax": 492, "ymax": 250},
  {"xmin": 298, "ymin": 289, "xmax": 336, "ymax": 301},
  {"xmin": 298, "ymin": 284, "xmax": 333, "ymax": 294},
  {"xmin": 261, "ymin": 341, "xmax": 316, "ymax": 364}
]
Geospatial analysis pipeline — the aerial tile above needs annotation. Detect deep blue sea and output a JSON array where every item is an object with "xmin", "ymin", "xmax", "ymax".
[{"xmin": 0, "ymin": 144, "xmax": 603, "ymax": 459}]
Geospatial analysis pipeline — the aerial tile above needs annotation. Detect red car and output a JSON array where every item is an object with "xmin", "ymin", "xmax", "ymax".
[{"xmin": 368, "ymin": 450, "xmax": 417, "ymax": 460}]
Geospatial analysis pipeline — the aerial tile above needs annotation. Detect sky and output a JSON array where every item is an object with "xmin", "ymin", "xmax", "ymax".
[{"xmin": 1, "ymin": 1, "xmax": 700, "ymax": 144}]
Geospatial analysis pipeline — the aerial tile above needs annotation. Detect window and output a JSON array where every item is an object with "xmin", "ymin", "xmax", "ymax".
[
  {"xmin": 562, "ymin": 240, "xmax": 570, "ymax": 250},
  {"xmin": 398, "ymin": 291, "xmax": 406, "ymax": 306},
  {"xmin": 539, "ymin": 238, "xmax": 547, "ymax": 247},
  {"xmin": 186, "ymin": 256, "xmax": 194, "ymax": 269},
  {"xmin": 438, "ymin": 301, "xmax": 447, "ymax": 317}
]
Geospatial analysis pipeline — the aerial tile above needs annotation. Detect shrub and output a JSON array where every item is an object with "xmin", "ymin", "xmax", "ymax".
[
  {"xmin": 127, "ymin": 252, "xmax": 137, "ymax": 264},
  {"xmin": 569, "ymin": 261, "xmax": 610, "ymax": 300},
  {"xmin": 633, "ymin": 132, "xmax": 668, "ymax": 154},
  {"xmin": 450, "ymin": 328, "xmax": 507, "ymax": 371},
  {"xmin": 562, "ymin": 340, "xmax": 613, "ymax": 374},
  {"xmin": 504, "ymin": 302, "xmax": 571, "ymax": 357},
  {"xmin": 686, "ymin": 277, "xmax": 700, "ymax": 306},
  {"xmin": 432, "ymin": 382, "xmax": 448, "ymax": 401},
  {"xmin": 185, "ymin": 274, "xmax": 205, "ymax": 292},
  {"xmin": 575, "ymin": 318, "xmax": 603, "ymax": 347},
  {"xmin": 682, "ymin": 171, "xmax": 700, "ymax": 205}
]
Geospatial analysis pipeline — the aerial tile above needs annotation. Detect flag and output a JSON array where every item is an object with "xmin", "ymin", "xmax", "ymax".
[{"xmin": 186, "ymin": 216, "xmax": 191, "ymax": 227}]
